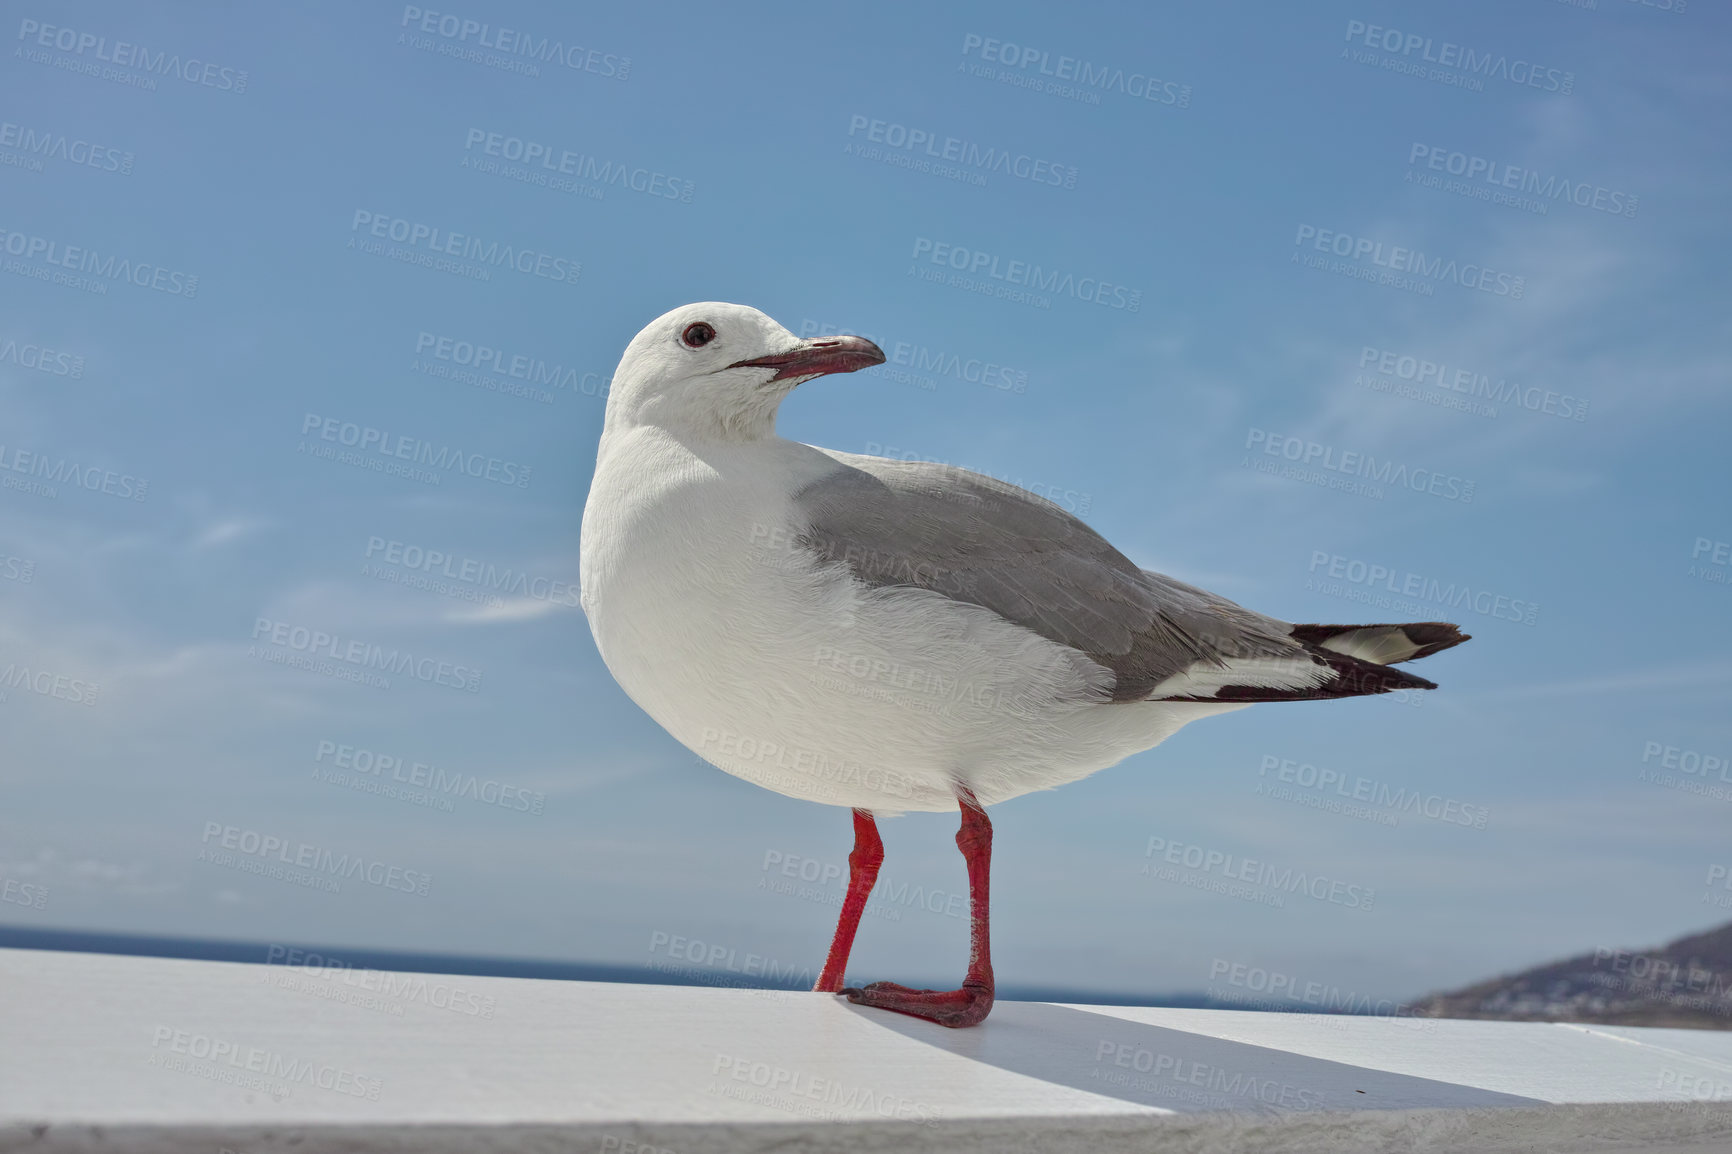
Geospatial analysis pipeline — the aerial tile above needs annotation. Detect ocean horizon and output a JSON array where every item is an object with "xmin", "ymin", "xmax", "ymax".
[{"xmin": 0, "ymin": 922, "xmax": 1260, "ymax": 1013}]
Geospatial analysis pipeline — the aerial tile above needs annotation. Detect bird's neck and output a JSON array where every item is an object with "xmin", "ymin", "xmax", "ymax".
[
  {"xmin": 607, "ymin": 394, "xmax": 786, "ymax": 444},
  {"xmin": 599, "ymin": 413, "xmax": 789, "ymax": 465}
]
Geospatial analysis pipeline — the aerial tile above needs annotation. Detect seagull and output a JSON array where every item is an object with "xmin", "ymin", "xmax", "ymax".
[{"xmin": 580, "ymin": 302, "xmax": 1468, "ymax": 1028}]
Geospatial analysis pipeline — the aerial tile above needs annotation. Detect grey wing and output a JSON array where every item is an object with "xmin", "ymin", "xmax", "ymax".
[{"xmin": 790, "ymin": 451, "xmax": 1305, "ymax": 702}]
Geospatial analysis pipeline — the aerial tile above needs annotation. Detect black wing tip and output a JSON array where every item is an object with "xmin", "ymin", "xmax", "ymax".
[
  {"xmin": 1214, "ymin": 659, "xmax": 1437, "ymax": 702},
  {"xmin": 1153, "ymin": 652, "xmax": 1441, "ymax": 705},
  {"xmin": 1289, "ymin": 622, "xmax": 1471, "ymax": 664},
  {"xmin": 1402, "ymin": 622, "xmax": 1471, "ymax": 661},
  {"xmin": 1133, "ymin": 622, "xmax": 1472, "ymax": 707}
]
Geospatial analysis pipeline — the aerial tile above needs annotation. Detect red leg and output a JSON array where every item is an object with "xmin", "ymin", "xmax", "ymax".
[
  {"xmin": 814, "ymin": 808, "xmax": 883, "ymax": 993},
  {"xmin": 840, "ymin": 789, "xmax": 995, "ymax": 1028}
]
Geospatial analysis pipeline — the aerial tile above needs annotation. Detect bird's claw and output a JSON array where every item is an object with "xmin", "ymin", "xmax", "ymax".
[{"xmin": 839, "ymin": 980, "xmax": 994, "ymax": 1028}]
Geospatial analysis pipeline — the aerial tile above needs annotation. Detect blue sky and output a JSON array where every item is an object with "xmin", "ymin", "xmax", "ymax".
[{"xmin": 2, "ymin": 0, "xmax": 1729, "ymax": 1005}]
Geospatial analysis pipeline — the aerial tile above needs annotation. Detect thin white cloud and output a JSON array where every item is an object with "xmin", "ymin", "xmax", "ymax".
[
  {"xmin": 191, "ymin": 516, "xmax": 268, "ymax": 549},
  {"xmin": 1473, "ymin": 658, "xmax": 1732, "ymax": 702},
  {"xmin": 444, "ymin": 596, "xmax": 575, "ymax": 624}
]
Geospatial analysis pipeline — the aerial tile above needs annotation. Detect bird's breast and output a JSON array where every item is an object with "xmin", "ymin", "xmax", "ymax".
[{"xmin": 581, "ymin": 431, "xmax": 830, "ymax": 697}]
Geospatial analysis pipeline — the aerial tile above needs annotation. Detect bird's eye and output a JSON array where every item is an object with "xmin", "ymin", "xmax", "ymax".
[{"xmin": 682, "ymin": 322, "xmax": 716, "ymax": 348}]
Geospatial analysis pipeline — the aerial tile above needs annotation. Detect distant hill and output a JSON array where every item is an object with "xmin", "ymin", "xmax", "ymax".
[{"xmin": 1415, "ymin": 921, "xmax": 1732, "ymax": 1030}]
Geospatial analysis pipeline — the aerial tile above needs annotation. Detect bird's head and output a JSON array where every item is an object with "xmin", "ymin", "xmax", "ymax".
[{"xmin": 604, "ymin": 302, "xmax": 884, "ymax": 440}]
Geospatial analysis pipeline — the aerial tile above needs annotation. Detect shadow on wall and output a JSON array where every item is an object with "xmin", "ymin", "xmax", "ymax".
[{"xmin": 840, "ymin": 1000, "xmax": 1544, "ymax": 1114}]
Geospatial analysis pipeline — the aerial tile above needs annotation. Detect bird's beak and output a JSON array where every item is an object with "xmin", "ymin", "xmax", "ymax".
[{"xmin": 727, "ymin": 335, "xmax": 886, "ymax": 381}]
